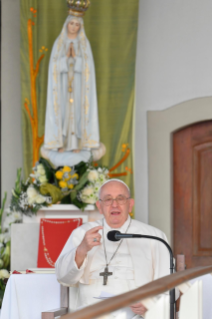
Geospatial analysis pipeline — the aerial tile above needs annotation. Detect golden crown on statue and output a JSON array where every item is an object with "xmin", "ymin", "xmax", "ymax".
[{"xmin": 66, "ymin": 0, "xmax": 91, "ymax": 17}]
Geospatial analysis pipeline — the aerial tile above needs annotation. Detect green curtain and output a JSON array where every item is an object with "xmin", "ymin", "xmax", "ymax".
[{"xmin": 20, "ymin": 0, "xmax": 139, "ymax": 202}]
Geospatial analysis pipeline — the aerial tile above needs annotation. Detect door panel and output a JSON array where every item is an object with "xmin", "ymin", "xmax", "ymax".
[{"xmin": 173, "ymin": 121, "xmax": 212, "ymax": 268}]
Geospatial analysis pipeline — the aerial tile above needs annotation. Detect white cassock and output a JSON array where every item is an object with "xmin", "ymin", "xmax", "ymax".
[{"xmin": 55, "ymin": 217, "xmax": 170, "ymax": 319}]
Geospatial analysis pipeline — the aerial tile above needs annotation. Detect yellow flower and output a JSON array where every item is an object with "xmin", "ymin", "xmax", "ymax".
[
  {"xmin": 55, "ymin": 171, "xmax": 63, "ymax": 180},
  {"xmin": 63, "ymin": 166, "xmax": 71, "ymax": 173},
  {"xmin": 59, "ymin": 181, "xmax": 68, "ymax": 188},
  {"xmin": 72, "ymin": 173, "xmax": 79, "ymax": 179},
  {"xmin": 68, "ymin": 184, "xmax": 74, "ymax": 189}
]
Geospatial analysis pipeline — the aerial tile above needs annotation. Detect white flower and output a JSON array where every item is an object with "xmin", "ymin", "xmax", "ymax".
[
  {"xmin": 27, "ymin": 184, "xmax": 47, "ymax": 204},
  {"xmin": 0, "ymin": 232, "xmax": 11, "ymax": 243},
  {"xmin": 83, "ymin": 197, "xmax": 96, "ymax": 204},
  {"xmin": 81, "ymin": 186, "xmax": 94, "ymax": 196},
  {"xmin": 3, "ymin": 233, "xmax": 10, "ymax": 243},
  {"xmin": 35, "ymin": 195, "xmax": 46, "ymax": 204},
  {"xmin": 0, "ymin": 269, "xmax": 10, "ymax": 279},
  {"xmin": 98, "ymin": 173, "xmax": 107, "ymax": 183},
  {"xmin": 37, "ymin": 164, "xmax": 45, "ymax": 175},
  {"xmin": 3, "ymin": 215, "xmax": 15, "ymax": 229},
  {"xmin": 38, "ymin": 175, "xmax": 48, "ymax": 184},
  {"xmin": 12, "ymin": 212, "xmax": 22, "ymax": 221},
  {"xmin": 87, "ymin": 170, "xmax": 99, "ymax": 182},
  {"xmin": 19, "ymin": 192, "xmax": 29, "ymax": 211},
  {"xmin": 27, "ymin": 186, "xmax": 38, "ymax": 204},
  {"xmin": 79, "ymin": 184, "xmax": 98, "ymax": 204}
]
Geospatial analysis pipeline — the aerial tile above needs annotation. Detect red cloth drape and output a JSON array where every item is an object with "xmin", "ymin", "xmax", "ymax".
[{"xmin": 37, "ymin": 218, "xmax": 82, "ymax": 268}]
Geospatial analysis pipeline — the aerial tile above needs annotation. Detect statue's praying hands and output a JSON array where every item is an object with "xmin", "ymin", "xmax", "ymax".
[{"xmin": 67, "ymin": 42, "xmax": 76, "ymax": 58}]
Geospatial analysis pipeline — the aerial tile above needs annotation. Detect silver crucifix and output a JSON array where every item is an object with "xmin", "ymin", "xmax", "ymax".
[{"xmin": 99, "ymin": 266, "xmax": 113, "ymax": 285}]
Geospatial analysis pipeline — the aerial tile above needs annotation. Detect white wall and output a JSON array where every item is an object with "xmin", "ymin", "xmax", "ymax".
[
  {"xmin": 135, "ymin": 0, "xmax": 212, "ymax": 223},
  {"xmin": 1, "ymin": 0, "xmax": 22, "ymax": 205}
]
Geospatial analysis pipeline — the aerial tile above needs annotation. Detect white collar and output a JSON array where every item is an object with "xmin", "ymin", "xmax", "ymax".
[{"xmin": 103, "ymin": 215, "xmax": 131, "ymax": 233}]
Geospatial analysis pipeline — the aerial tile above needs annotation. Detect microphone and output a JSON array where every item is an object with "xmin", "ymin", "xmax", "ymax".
[
  {"xmin": 107, "ymin": 229, "xmax": 175, "ymax": 319},
  {"xmin": 107, "ymin": 230, "xmax": 140, "ymax": 241},
  {"xmin": 107, "ymin": 230, "xmax": 120, "ymax": 241},
  {"xmin": 107, "ymin": 230, "xmax": 169, "ymax": 242}
]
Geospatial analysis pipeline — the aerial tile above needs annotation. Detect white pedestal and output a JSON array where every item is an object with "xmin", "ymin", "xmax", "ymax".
[
  {"xmin": 22, "ymin": 204, "xmax": 102, "ymax": 224},
  {"xmin": 11, "ymin": 205, "xmax": 102, "ymax": 271}
]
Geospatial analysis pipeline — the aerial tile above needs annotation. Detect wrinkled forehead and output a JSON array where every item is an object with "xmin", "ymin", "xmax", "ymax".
[{"xmin": 98, "ymin": 180, "xmax": 130, "ymax": 198}]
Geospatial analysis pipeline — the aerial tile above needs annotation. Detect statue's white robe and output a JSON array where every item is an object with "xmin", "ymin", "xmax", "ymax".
[
  {"xmin": 44, "ymin": 15, "xmax": 99, "ymax": 151},
  {"xmin": 55, "ymin": 218, "xmax": 170, "ymax": 318}
]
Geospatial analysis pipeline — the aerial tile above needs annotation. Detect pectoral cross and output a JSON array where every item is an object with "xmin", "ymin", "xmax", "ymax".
[{"xmin": 99, "ymin": 266, "xmax": 113, "ymax": 285}]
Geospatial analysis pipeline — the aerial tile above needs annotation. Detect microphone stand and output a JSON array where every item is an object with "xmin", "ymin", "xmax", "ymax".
[{"xmin": 112, "ymin": 232, "xmax": 175, "ymax": 319}]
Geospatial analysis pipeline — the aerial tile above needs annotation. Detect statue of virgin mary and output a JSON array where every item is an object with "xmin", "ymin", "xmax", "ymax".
[{"xmin": 44, "ymin": 14, "xmax": 100, "ymax": 155}]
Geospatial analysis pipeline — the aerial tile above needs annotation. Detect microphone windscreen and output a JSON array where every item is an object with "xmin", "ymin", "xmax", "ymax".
[{"xmin": 107, "ymin": 230, "xmax": 121, "ymax": 241}]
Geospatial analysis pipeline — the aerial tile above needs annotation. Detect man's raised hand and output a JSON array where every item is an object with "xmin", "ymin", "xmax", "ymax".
[{"xmin": 75, "ymin": 226, "xmax": 103, "ymax": 269}]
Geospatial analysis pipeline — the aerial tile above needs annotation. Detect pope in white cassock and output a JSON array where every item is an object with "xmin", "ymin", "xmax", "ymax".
[{"xmin": 56, "ymin": 179, "xmax": 171, "ymax": 318}]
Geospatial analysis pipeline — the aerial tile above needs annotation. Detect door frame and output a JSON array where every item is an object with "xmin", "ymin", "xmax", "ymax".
[{"xmin": 147, "ymin": 96, "xmax": 212, "ymax": 244}]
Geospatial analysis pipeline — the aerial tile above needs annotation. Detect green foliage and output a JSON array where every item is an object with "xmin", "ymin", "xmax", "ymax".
[
  {"xmin": 40, "ymin": 183, "xmax": 63, "ymax": 204},
  {"xmin": 30, "ymin": 204, "xmax": 46, "ymax": 214},
  {"xmin": 71, "ymin": 197, "xmax": 88, "ymax": 211},
  {"xmin": 75, "ymin": 170, "xmax": 89, "ymax": 191},
  {"xmin": 10, "ymin": 195, "xmax": 20, "ymax": 213},
  {"xmin": 0, "ymin": 193, "xmax": 7, "ymax": 230},
  {"xmin": 14, "ymin": 168, "xmax": 22, "ymax": 196},
  {"xmin": 60, "ymin": 194, "xmax": 71, "ymax": 204},
  {"xmin": 39, "ymin": 157, "xmax": 56, "ymax": 184},
  {"xmin": 74, "ymin": 161, "xmax": 89, "ymax": 176},
  {"xmin": 2, "ymin": 242, "xmax": 10, "ymax": 269},
  {"xmin": 0, "ymin": 281, "xmax": 6, "ymax": 308},
  {"xmin": 70, "ymin": 170, "xmax": 89, "ymax": 207}
]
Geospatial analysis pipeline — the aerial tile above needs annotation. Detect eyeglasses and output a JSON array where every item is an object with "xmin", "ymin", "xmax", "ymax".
[{"xmin": 99, "ymin": 195, "xmax": 130, "ymax": 206}]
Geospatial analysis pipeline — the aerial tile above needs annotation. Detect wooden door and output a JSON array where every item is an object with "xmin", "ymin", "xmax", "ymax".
[{"xmin": 173, "ymin": 120, "xmax": 212, "ymax": 268}]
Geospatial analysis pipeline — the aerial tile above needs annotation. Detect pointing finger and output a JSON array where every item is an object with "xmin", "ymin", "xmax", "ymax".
[{"xmin": 88, "ymin": 226, "xmax": 103, "ymax": 234}]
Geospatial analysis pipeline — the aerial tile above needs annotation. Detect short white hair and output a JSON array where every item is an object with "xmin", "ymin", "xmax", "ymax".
[{"xmin": 98, "ymin": 179, "xmax": 131, "ymax": 199}]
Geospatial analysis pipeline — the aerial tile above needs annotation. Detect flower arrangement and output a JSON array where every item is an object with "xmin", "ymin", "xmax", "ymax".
[
  {"xmin": 10, "ymin": 166, "xmax": 52, "ymax": 215},
  {"xmin": 0, "ymin": 193, "xmax": 22, "ymax": 307},
  {"xmin": 9, "ymin": 158, "xmax": 109, "ymax": 215},
  {"xmin": 78, "ymin": 168, "xmax": 109, "ymax": 204}
]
